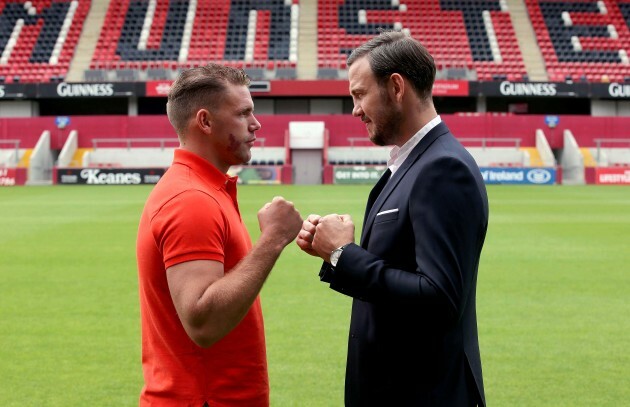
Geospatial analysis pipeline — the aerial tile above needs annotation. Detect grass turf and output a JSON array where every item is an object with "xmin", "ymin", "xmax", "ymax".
[{"xmin": 0, "ymin": 185, "xmax": 628, "ymax": 406}]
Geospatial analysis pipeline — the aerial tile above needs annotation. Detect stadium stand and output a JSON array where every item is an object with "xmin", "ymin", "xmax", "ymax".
[
  {"xmin": 248, "ymin": 145, "xmax": 287, "ymax": 165},
  {"xmin": 317, "ymin": 0, "xmax": 526, "ymax": 81},
  {"xmin": 90, "ymin": 0, "xmax": 299, "ymax": 81},
  {"xmin": 1, "ymin": 1, "xmax": 630, "ymax": 187},
  {"xmin": 325, "ymin": 132, "xmax": 550, "ymax": 168},
  {"xmin": 319, "ymin": 112, "xmax": 556, "ymax": 183},
  {"xmin": 2, "ymin": 0, "xmax": 629, "ymax": 84},
  {"xmin": 525, "ymin": 0, "xmax": 630, "ymax": 82},
  {"xmin": 589, "ymin": 137, "xmax": 630, "ymax": 166},
  {"xmin": 70, "ymin": 142, "xmax": 285, "ymax": 168},
  {"xmin": 0, "ymin": 125, "xmax": 54, "ymax": 184},
  {"xmin": 2, "ymin": 114, "xmax": 630, "ymax": 185},
  {"xmin": 78, "ymin": 137, "xmax": 178, "ymax": 167},
  {"xmin": 0, "ymin": 139, "xmax": 21, "ymax": 167},
  {"xmin": 327, "ymin": 145, "xmax": 389, "ymax": 165},
  {"xmin": 0, "ymin": 0, "xmax": 89, "ymax": 83}
]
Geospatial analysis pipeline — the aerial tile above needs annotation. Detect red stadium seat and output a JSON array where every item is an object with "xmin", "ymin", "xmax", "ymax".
[
  {"xmin": 89, "ymin": 0, "xmax": 296, "ymax": 80},
  {"xmin": 525, "ymin": 0, "xmax": 630, "ymax": 83},
  {"xmin": 0, "ymin": 0, "xmax": 89, "ymax": 82},
  {"xmin": 316, "ymin": 0, "xmax": 526, "ymax": 80}
]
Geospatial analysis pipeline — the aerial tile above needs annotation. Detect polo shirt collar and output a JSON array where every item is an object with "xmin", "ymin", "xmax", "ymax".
[{"xmin": 172, "ymin": 149, "xmax": 238, "ymax": 190}]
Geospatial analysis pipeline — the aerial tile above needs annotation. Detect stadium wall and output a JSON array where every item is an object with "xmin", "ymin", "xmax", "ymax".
[{"xmin": 2, "ymin": 114, "xmax": 630, "ymax": 149}]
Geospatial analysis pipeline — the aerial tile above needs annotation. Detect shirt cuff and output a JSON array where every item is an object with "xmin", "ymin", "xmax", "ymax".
[{"xmin": 318, "ymin": 262, "xmax": 335, "ymax": 283}]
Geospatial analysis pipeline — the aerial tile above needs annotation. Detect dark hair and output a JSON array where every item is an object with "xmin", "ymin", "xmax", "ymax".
[
  {"xmin": 347, "ymin": 31, "xmax": 436, "ymax": 101},
  {"xmin": 166, "ymin": 63, "xmax": 250, "ymax": 137}
]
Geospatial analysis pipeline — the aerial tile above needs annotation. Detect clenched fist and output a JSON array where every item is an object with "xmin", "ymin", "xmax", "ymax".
[
  {"xmin": 296, "ymin": 214, "xmax": 322, "ymax": 257},
  {"xmin": 311, "ymin": 214, "xmax": 355, "ymax": 263},
  {"xmin": 257, "ymin": 196, "xmax": 303, "ymax": 248}
]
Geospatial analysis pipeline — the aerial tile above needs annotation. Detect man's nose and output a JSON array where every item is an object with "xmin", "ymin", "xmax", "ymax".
[{"xmin": 251, "ymin": 115, "xmax": 261, "ymax": 131}]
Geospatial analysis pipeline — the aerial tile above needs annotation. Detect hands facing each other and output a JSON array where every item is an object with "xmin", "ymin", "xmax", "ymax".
[
  {"xmin": 296, "ymin": 214, "xmax": 322, "ymax": 257},
  {"xmin": 297, "ymin": 213, "xmax": 355, "ymax": 263},
  {"xmin": 257, "ymin": 196, "xmax": 303, "ymax": 248}
]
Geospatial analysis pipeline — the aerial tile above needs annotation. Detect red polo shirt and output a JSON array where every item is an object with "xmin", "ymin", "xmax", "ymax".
[{"xmin": 136, "ymin": 149, "xmax": 268, "ymax": 406}]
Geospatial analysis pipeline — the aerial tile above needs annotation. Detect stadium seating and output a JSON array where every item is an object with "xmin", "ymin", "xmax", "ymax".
[
  {"xmin": 0, "ymin": 0, "xmax": 89, "ymax": 83},
  {"xmin": 3, "ymin": 0, "xmax": 630, "ymax": 84},
  {"xmin": 525, "ymin": 0, "xmax": 630, "ymax": 82},
  {"xmin": 466, "ymin": 147, "xmax": 532, "ymax": 167},
  {"xmin": 588, "ymin": 140, "xmax": 630, "ymax": 166},
  {"xmin": 248, "ymin": 146, "xmax": 286, "ymax": 165},
  {"xmin": 327, "ymin": 145, "xmax": 389, "ymax": 165},
  {"xmin": 76, "ymin": 136, "xmax": 179, "ymax": 167},
  {"xmin": 82, "ymin": 147, "xmax": 175, "ymax": 167},
  {"xmin": 0, "ymin": 144, "xmax": 19, "ymax": 166},
  {"xmin": 0, "ymin": 138, "xmax": 31, "ymax": 167},
  {"xmin": 77, "ymin": 144, "xmax": 286, "ymax": 168},
  {"xmin": 90, "ymin": 0, "xmax": 299, "ymax": 80},
  {"xmin": 317, "ymin": 0, "xmax": 526, "ymax": 80}
]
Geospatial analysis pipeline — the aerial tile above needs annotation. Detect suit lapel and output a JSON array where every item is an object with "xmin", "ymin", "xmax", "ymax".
[
  {"xmin": 362, "ymin": 168, "xmax": 391, "ymax": 232},
  {"xmin": 360, "ymin": 122, "xmax": 450, "ymax": 245}
]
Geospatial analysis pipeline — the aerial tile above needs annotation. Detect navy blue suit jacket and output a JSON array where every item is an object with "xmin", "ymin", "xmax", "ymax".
[{"xmin": 320, "ymin": 122, "xmax": 488, "ymax": 406}]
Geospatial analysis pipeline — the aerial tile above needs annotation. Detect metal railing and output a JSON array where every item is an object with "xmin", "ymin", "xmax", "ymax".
[
  {"xmin": 459, "ymin": 137, "xmax": 521, "ymax": 150},
  {"xmin": 594, "ymin": 138, "xmax": 630, "ymax": 162},
  {"xmin": 0, "ymin": 139, "xmax": 20, "ymax": 166},
  {"xmin": 92, "ymin": 138, "xmax": 179, "ymax": 150},
  {"xmin": 347, "ymin": 137, "xmax": 373, "ymax": 147}
]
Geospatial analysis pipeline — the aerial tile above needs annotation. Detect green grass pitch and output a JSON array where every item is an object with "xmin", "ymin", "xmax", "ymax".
[{"xmin": 0, "ymin": 185, "xmax": 628, "ymax": 406}]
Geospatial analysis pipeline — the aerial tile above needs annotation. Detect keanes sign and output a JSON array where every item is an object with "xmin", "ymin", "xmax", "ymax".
[{"xmin": 56, "ymin": 168, "xmax": 166, "ymax": 185}]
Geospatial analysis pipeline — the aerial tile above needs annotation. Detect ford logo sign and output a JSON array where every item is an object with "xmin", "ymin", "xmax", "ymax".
[{"xmin": 526, "ymin": 169, "xmax": 552, "ymax": 184}]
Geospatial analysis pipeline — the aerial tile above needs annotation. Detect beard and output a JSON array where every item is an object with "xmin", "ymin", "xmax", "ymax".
[
  {"xmin": 368, "ymin": 93, "xmax": 403, "ymax": 147},
  {"xmin": 226, "ymin": 133, "xmax": 253, "ymax": 165}
]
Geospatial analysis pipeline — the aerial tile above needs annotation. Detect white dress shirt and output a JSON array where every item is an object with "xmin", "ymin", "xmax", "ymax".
[{"xmin": 387, "ymin": 115, "xmax": 442, "ymax": 176}]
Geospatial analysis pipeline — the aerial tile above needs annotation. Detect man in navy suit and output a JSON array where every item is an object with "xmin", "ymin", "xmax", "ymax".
[{"xmin": 297, "ymin": 31, "xmax": 489, "ymax": 406}]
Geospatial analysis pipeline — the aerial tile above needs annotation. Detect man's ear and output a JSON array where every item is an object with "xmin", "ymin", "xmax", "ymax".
[
  {"xmin": 389, "ymin": 73, "xmax": 405, "ymax": 104},
  {"xmin": 195, "ymin": 109, "xmax": 212, "ymax": 134}
]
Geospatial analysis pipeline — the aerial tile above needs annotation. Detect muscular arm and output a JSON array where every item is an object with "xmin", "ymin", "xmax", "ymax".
[
  {"xmin": 159, "ymin": 195, "xmax": 302, "ymax": 348},
  {"xmin": 167, "ymin": 234, "xmax": 287, "ymax": 348}
]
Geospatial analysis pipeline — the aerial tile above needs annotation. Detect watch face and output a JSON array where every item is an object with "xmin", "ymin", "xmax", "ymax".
[{"xmin": 331, "ymin": 249, "xmax": 341, "ymax": 266}]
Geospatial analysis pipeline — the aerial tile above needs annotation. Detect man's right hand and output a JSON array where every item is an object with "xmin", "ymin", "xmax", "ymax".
[{"xmin": 257, "ymin": 196, "xmax": 303, "ymax": 248}]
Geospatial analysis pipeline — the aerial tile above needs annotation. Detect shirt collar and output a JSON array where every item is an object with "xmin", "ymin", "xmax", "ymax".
[
  {"xmin": 172, "ymin": 149, "xmax": 238, "ymax": 190},
  {"xmin": 388, "ymin": 115, "xmax": 442, "ymax": 175}
]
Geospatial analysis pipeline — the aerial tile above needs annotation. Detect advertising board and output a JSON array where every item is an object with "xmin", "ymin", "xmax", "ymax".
[
  {"xmin": 595, "ymin": 168, "xmax": 630, "ymax": 185},
  {"xmin": 228, "ymin": 166, "xmax": 282, "ymax": 184},
  {"xmin": 56, "ymin": 168, "xmax": 166, "ymax": 185},
  {"xmin": 480, "ymin": 167, "xmax": 557, "ymax": 185},
  {"xmin": 333, "ymin": 166, "xmax": 386, "ymax": 184}
]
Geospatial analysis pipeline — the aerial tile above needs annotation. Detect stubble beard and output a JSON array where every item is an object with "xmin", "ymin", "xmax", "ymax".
[
  {"xmin": 369, "ymin": 104, "xmax": 403, "ymax": 147},
  {"xmin": 227, "ymin": 133, "xmax": 252, "ymax": 165}
]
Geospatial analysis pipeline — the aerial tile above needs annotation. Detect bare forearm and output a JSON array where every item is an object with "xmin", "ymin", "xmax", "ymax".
[{"xmin": 189, "ymin": 236, "xmax": 284, "ymax": 347}]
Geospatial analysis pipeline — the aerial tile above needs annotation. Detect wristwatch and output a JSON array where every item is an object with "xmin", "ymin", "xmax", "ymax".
[{"xmin": 330, "ymin": 244, "xmax": 349, "ymax": 267}]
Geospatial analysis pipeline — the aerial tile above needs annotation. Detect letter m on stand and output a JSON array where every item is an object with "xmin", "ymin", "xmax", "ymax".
[{"xmin": 0, "ymin": 1, "xmax": 88, "ymax": 82}]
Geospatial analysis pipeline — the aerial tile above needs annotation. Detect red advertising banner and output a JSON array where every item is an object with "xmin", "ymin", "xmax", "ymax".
[
  {"xmin": 0, "ymin": 168, "xmax": 15, "ymax": 186},
  {"xmin": 146, "ymin": 81, "xmax": 173, "ymax": 97},
  {"xmin": 595, "ymin": 167, "xmax": 630, "ymax": 184},
  {"xmin": 432, "ymin": 80, "xmax": 469, "ymax": 96},
  {"xmin": 0, "ymin": 168, "xmax": 26, "ymax": 186}
]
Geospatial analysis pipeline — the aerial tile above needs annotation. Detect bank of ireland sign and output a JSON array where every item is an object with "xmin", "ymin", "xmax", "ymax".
[{"xmin": 481, "ymin": 167, "xmax": 556, "ymax": 185}]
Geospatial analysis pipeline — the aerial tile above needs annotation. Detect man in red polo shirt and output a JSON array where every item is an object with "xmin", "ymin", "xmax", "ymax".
[{"xmin": 136, "ymin": 64, "xmax": 303, "ymax": 406}]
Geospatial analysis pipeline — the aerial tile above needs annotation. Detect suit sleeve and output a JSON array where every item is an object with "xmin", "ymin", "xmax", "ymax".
[{"xmin": 321, "ymin": 156, "xmax": 487, "ymax": 323}]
